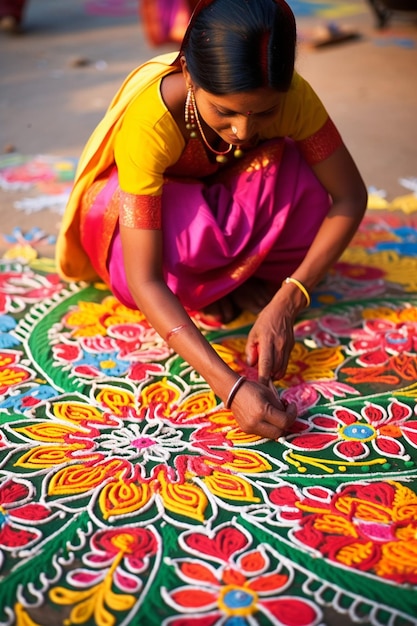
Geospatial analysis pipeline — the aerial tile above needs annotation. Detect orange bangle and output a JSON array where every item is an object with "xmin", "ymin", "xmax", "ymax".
[{"xmin": 282, "ymin": 277, "xmax": 311, "ymax": 308}]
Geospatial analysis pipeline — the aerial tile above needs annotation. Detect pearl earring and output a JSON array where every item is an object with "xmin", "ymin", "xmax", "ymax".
[
  {"xmin": 185, "ymin": 86, "xmax": 232, "ymax": 163},
  {"xmin": 185, "ymin": 87, "xmax": 244, "ymax": 162}
]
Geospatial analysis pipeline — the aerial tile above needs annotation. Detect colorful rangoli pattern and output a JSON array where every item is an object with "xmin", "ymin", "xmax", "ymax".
[{"xmin": 0, "ymin": 208, "xmax": 417, "ymax": 625}]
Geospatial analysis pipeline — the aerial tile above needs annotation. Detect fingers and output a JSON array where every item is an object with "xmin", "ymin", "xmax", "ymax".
[
  {"xmin": 245, "ymin": 333, "xmax": 259, "ymax": 367},
  {"xmin": 246, "ymin": 321, "xmax": 284, "ymax": 375},
  {"xmin": 230, "ymin": 376, "xmax": 297, "ymax": 439},
  {"xmin": 285, "ymin": 401, "xmax": 297, "ymax": 423},
  {"xmin": 268, "ymin": 378, "xmax": 277, "ymax": 394},
  {"xmin": 246, "ymin": 420, "xmax": 288, "ymax": 440},
  {"xmin": 264, "ymin": 400, "xmax": 297, "ymax": 432},
  {"xmin": 258, "ymin": 351, "xmax": 282, "ymax": 385},
  {"xmin": 257, "ymin": 332, "xmax": 293, "ymax": 383},
  {"xmin": 243, "ymin": 402, "xmax": 297, "ymax": 439},
  {"xmin": 267, "ymin": 379, "xmax": 286, "ymax": 409},
  {"xmin": 247, "ymin": 326, "xmax": 286, "ymax": 383},
  {"xmin": 247, "ymin": 332, "xmax": 275, "ymax": 384}
]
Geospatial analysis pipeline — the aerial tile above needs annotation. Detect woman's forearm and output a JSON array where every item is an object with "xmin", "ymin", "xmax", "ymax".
[
  {"xmin": 130, "ymin": 279, "xmax": 240, "ymax": 403},
  {"xmin": 290, "ymin": 200, "xmax": 366, "ymax": 294},
  {"xmin": 288, "ymin": 144, "xmax": 368, "ymax": 295},
  {"xmin": 119, "ymin": 226, "xmax": 240, "ymax": 402}
]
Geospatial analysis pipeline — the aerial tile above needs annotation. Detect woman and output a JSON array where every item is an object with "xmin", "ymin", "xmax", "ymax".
[
  {"xmin": 0, "ymin": 0, "xmax": 27, "ymax": 32},
  {"xmin": 57, "ymin": 0, "xmax": 367, "ymax": 439}
]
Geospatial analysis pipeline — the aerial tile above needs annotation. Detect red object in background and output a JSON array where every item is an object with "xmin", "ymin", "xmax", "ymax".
[
  {"xmin": 0, "ymin": 0, "xmax": 27, "ymax": 20},
  {"xmin": 140, "ymin": 0, "xmax": 199, "ymax": 46}
]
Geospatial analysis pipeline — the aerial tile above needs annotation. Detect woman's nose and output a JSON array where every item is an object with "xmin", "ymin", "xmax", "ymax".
[{"xmin": 233, "ymin": 116, "xmax": 253, "ymax": 141}]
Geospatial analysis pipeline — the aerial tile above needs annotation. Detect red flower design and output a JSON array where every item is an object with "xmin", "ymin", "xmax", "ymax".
[
  {"xmin": 288, "ymin": 398, "xmax": 417, "ymax": 461},
  {"xmin": 88, "ymin": 527, "xmax": 158, "ymax": 571},
  {"xmin": 269, "ymin": 480, "xmax": 417, "ymax": 584},
  {"xmin": 350, "ymin": 317, "xmax": 417, "ymax": 367},
  {"xmin": 0, "ymin": 479, "xmax": 51, "ymax": 549},
  {"xmin": 163, "ymin": 523, "xmax": 321, "ymax": 625}
]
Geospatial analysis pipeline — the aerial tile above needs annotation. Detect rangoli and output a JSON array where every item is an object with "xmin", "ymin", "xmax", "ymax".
[{"xmin": 0, "ymin": 206, "xmax": 417, "ymax": 625}]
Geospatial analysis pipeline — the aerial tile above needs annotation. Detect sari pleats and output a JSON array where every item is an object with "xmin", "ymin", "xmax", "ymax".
[{"xmin": 104, "ymin": 139, "xmax": 330, "ymax": 310}]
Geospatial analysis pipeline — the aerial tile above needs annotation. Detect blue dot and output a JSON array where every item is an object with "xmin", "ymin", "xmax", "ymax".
[
  {"xmin": 343, "ymin": 424, "xmax": 374, "ymax": 440},
  {"xmin": 223, "ymin": 589, "xmax": 253, "ymax": 610}
]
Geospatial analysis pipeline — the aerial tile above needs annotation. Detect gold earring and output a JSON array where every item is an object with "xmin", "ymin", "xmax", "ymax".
[
  {"xmin": 185, "ymin": 86, "xmax": 197, "ymax": 138},
  {"xmin": 187, "ymin": 87, "xmax": 233, "ymax": 163}
]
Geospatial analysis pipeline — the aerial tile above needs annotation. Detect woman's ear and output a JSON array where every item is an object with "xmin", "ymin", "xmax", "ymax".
[{"xmin": 180, "ymin": 56, "xmax": 191, "ymax": 86}]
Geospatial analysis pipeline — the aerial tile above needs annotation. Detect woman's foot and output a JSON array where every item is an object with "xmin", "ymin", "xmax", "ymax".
[
  {"xmin": 230, "ymin": 277, "xmax": 275, "ymax": 314},
  {"xmin": 202, "ymin": 295, "xmax": 241, "ymax": 324},
  {"xmin": 202, "ymin": 278, "xmax": 275, "ymax": 324}
]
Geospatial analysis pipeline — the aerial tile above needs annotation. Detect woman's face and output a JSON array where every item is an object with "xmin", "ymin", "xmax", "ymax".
[
  {"xmin": 181, "ymin": 56, "xmax": 283, "ymax": 146},
  {"xmin": 193, "ymin": 86, "xmax": 283, "ymax": 146}
]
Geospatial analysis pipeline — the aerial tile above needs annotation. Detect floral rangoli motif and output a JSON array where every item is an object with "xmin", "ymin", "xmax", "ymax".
[{"xmin": 1, "ymin": 205, "xmax": 417, "ymax": 626}]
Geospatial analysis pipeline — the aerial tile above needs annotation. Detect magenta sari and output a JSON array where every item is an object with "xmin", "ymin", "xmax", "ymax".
[
  {"xmin": 103, "ymin": 139, "xmax": 330, "ymax": 311},
  {"xmin": 140, "ymin": 0, "xmax": 199, "ymax": 45}
]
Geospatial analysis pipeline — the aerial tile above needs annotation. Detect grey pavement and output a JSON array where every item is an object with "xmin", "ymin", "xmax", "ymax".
[{"xmin": 1, "ymin": 0, "xmax": 417, "ymax": 257}]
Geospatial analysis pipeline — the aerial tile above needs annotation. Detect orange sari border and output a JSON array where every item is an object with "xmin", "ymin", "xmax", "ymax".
[
  {"xmin": 80, "ymin": 175, "xmax": 121, "ymax": 286},
  {"xmin": 298, "ymin": 117, "xmax": 342, "ymax": 165},
  {"xmin": 119, "ymin": 192, "xmax": 162, "ymax": 230}
]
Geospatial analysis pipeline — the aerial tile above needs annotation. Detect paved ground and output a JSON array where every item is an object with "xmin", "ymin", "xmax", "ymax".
[{"xmin": 1, "ymin": 0, "xmax": 417, "ymax": 258}]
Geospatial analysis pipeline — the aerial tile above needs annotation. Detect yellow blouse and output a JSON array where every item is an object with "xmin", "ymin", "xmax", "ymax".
[
  {"xmin": 114, "ymin": 64, "xmax": 337, "ymax": 200},
  {"xmin": 56, "ymin": 51, "xmax": 341, "ymax": 282}
]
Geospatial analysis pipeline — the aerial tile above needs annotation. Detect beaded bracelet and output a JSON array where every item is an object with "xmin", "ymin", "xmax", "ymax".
[
  {"xmin": 225, "ymin": 375, "xmax": 246, "ymax": 409},
  {"xmin": 282, "ymin": 277, "xmax": 311, "ymax": 308}
]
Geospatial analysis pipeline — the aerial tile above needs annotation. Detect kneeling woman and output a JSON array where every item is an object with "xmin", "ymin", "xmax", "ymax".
[{"xmin": 57, "ymin": 0, "xmax": 367, "ymax": 438}]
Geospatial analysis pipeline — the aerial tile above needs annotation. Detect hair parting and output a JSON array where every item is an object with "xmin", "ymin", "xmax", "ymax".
[{"xmin": 178, "ymin": 0, "xmax": 297, "ymax": 95}]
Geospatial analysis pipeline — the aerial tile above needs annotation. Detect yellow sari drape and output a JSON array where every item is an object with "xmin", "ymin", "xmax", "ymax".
[{"xmin": 56, "ymin": 52, "xmax": 179, "ymax": 282}]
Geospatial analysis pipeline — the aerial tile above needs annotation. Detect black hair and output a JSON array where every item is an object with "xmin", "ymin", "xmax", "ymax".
[{"xmin": 182, "ymin": 0, "xmax": 296, "ymax": 94}]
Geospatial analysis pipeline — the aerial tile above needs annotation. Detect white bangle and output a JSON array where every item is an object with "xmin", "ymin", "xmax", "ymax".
[{"xmin": 225, "ymin": 375, "xmax": 246, "ymax": 409}]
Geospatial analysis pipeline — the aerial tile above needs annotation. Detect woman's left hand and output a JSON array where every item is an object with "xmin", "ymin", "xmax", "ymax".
[
  {"xmin": 245, "ymin": 293, "xmax": 299, "ymax": 386},
  {"xmin": 245, "ymin": 142, "xmax": 368, "ymax": 387}
]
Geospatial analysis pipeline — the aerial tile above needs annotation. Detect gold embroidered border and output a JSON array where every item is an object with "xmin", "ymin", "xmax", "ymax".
[
  {"xmin": 80, "ymin": 179, "xmax": 107, "ymax": 234},
  {"xmin": 119, "ymin": 191, "xmax": 162, "ymax": 230},
  {"xmin": 80, "ymin": 180, "xmax": 120, "ymax": 286},
  {"xmin": 298, "ymin": 117, "xmax": 343, "ymax": 165}
]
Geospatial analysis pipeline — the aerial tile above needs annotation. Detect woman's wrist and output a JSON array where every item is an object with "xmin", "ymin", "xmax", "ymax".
[
  {"xmin": 225, "ymin": 375, "xmax": 246, "ymax": 409},
  {"xmin": 166, "ymin": 328, "xmax": 246, "ymax": 408},
  {"xmin": 282, "ymin": 277, "xmax": 311, "ymax": 307},
  {"xmin": 274, "ymin": 278, "xmax": 309, "ymax": 316}
]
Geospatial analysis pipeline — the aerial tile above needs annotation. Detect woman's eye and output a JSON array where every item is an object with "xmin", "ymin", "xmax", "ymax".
[{"xmin": 258, "ymin": 109, "xmax": 277, "ymax": 117}]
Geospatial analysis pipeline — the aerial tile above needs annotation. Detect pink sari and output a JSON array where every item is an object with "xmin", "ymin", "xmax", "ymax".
[
  {"xmin": 102, "ymin": 139, "xmax": 330, "ymax": 311},
  {"xmin": 140, "ymin": 0, "xmax": 199, "ymax": 46}
]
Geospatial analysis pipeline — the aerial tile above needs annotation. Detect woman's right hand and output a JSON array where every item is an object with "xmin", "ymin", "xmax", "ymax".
[
  {"xmin": 119, "ymin": 226, "xmax": 297, "ymax": 440},
  {"xmin": 228, "ymin": 377, "xmax": 297, "ymax": 439}
]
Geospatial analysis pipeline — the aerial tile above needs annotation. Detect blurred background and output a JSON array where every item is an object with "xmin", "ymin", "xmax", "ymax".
[{"xmin": 0, "ymin": 0, "xmax": 416, "ymax": 257}]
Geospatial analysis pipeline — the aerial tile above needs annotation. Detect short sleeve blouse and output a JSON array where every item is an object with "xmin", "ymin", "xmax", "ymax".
[{"xmin": 113, "ymin": 62, "xmax": 341, "ymax": 229}]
